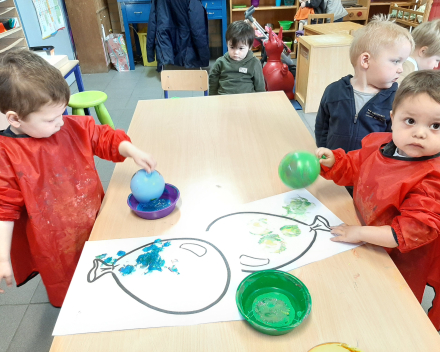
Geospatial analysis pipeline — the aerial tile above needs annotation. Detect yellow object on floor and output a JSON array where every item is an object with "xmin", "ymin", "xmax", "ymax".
[{"xmin": 138, "ymin": 26, "xmax": 157, "ymax": 67}]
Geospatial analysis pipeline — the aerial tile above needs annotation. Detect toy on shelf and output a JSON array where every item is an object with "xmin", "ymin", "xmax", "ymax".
[
  {"xmin": 0, "ymin": 18, "xmax": 19, "ymax": 34},
  {"xmin": 263, "ymin": 27, "xmax": 295, "ymax": 100}
]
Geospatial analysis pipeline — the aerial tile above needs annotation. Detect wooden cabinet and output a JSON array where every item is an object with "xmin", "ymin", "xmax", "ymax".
[
  {"xmin": 342, "ymin": 0, "xmax": 432, "ymax": 25},
  {"xmin": 295, "ymin": 34, "xmax": 353, "ymax": 113},
  {"xmin": 0, "ymin": 0, "xmax": 27, "ymax": 55},
  {"xmin": 229, "ymin": 0, "xmax": 298, "ymax": 58},
  {"xmin": 63, "ymin": 0, "xmax": 113, "ymax": 73}
]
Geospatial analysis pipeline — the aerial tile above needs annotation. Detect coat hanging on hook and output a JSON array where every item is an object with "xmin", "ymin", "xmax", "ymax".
[{"xmin": 147, "ymin": 0, "xmax": 210, "ymax": 68}]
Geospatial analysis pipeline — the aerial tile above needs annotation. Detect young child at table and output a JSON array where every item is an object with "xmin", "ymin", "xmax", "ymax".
[
  {"xmin": 0, "ymin": 49, "xmax": 157, "ymax": 307},
  {"xmin": 316, "ymin": 70, "xmax": 440, "ymax": 330},
  {"xmin": 209, "ymin": 20, "xmax": 265, "ymax": 95},
  {"xmin": 315, "ymin": 15, "xmax": 414, "ymax": 153},
  {"xmin": 397, "ymin": 19, "xmax": 440, "ymax": 84}
]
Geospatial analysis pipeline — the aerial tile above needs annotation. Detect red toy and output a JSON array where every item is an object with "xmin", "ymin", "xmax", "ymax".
[{"xmin": 262, "ymin": 27, "xmax": 295, "ymax": 100}]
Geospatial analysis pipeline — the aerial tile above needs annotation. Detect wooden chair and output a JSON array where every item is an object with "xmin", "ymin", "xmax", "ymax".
[
  {"xmin": 307, "ymin": 13, "xmax": 334, "ymax": 25},
  {"xmin": 160, "ymin": 70, "xmax": 209, "ymax": 99},
  {"xmin": 389, "ymin": 0, "xmax": 433, "ymax": 29}
]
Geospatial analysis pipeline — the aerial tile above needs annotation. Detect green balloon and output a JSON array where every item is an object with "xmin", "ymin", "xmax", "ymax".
[{"xmin": 278, "ymin": 151, "xmax": 321, "ymax": 189}]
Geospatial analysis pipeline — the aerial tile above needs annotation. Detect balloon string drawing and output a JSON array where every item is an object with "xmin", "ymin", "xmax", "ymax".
[
  {"xmin": 87, "ymin": 238, "xmax": 231, "ymax": 315},
  {"xmin": 206, "ymin": 212, "xmax": 331, "ymax": 273}
]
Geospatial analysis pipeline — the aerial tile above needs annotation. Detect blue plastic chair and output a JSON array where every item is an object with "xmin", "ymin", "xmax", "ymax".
[{"xmin": 161, "ymin": 70, "xmax": 209, "ymax": 99}]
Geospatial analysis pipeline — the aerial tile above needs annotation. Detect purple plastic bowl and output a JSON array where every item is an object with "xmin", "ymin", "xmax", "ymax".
[{"xmin": 127, "ymin": 183, "xmax": 180, "ymax": 220}]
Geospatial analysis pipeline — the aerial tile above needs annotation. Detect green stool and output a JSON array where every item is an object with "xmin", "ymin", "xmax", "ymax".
[{"xmin": 69, "ymin": 91, "xmax": 115, "ymax": 129}]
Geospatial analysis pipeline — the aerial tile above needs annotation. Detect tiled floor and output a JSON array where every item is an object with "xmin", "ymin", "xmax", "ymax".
[{"xmin": 0, "ymin": 63, "xmax": 437, "ymax": 352}]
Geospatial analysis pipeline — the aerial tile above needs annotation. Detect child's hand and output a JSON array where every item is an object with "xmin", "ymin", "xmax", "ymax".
[
  {"xmin": 118, "ymin": 141, "xmax": 157, "ymax": 173},
  {"xmin": 315, "ymin": 148, "xmax": 335, "ymax": 168},
  {"xmin": 330, "ymin": 224, "xmax": 363, "ymax": 244},
  {"xmin": 131, "ymin": 148, "xmax": 157, "ymax": 173},
  {"xmin": 0, "ymin": 260, "xmax": 13, "ymax": 293}
]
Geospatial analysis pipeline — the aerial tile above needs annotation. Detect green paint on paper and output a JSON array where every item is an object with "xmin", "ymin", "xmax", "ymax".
[
  {"xmin": 283, "ymin": 196, "xmax": 315, "ymax": 218},
  {"xmin": 280, "ymin": 225, "xmax": 301, "ymax": 237},
  {"xmin": 258, "ymin": 234, "xmax": 286, "ymax": 253}
]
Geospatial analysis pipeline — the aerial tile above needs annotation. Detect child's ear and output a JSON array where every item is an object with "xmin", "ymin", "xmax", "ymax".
[
  {"xmin": 359, "ymin": 52, "xmax": 370, "ymax": 69},
  {"xmin": 5, "ymin": 111, "xmax": 21, "ymax": 128},
  {"xmin": 390, "ymin": 110, "xmax": 394, "ymax": 130},
  {"xmin": 418, "ymin": 46, "xmax": 429, "ymax": 58}
]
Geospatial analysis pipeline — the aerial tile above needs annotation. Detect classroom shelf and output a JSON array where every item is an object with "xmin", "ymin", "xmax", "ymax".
[
  {"xmin": 232, "ymin": 5, "xmax": 297, "ymax": 11},
  {"xmin": 0, "ymin": 37, "xmax": 25, "ymax": 53},
  {"xmin": 0, "ymin": 6, "xmax": 14, "ymax": 16},
  {"xmin": 0, "ymin": 26, "xmax": 22, "ymax": 39},
  {"xmin": 369, "ymin": 1, "xmax": 412, "ymax": 5},
  {"xmin": 273, "ymin": 28, "xmax": 295, "ymax": 33}
]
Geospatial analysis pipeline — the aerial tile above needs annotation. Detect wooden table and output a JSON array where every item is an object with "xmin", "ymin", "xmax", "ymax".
[
  {"xmin": 50, "ymin": 92, "xmax": 440, "ymax": 352},
  {"xmin": 304, "ymin": 21, "xmax": 364, "ymax": 36}
]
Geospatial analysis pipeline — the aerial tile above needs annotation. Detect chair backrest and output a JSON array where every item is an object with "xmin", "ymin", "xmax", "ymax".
[
  {"xmin": 388, "ymin": 2, "xmax": 429, "ymax": 29},
  {"xmin": 307, "ymin": 13, "xmax": 334, "ymax": 25},
  {"xmin": 389, "ymin": 0, "xmax": 433, "ymax": 29},
  {"xmin": 161, "ymin": 70, "xmax": 209, "ymax": 99}
]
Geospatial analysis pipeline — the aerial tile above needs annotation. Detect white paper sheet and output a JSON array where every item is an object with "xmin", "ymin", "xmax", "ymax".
[
  {"xmin": 54, "ymin": 235, "xmax": 243, "ymax": 336},
  {"xmin": 205, "ymin": 189, "xmax": 359, "ymax": 274},
  {"xmin": 54, "ymin": 190, "xmax": 359, "ymax": 336}
]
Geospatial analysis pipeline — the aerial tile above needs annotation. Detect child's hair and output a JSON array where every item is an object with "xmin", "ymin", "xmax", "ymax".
[
  {"xmin": 226, "ymin": 20, "xmax": 255, "ymax": 48},
  {"xmin": 393, "ymin": 70, "xmax": 440, "ymax": 112},
  {"xmin": 0, "ymin": 48, "xmax": 70, "ymax": 119},
  {"xmin": 411, "ymin": 19, "xmax": 440, "ymax": 57},
  {"xmin": 349, "ymin": 14, "xmax": 414, "ymax": 66}
]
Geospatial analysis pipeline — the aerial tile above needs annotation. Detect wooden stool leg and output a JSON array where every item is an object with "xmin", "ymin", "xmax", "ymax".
[
  {"xmin": 72, "ymin": 108, "xmax": 86, "ymax": 115},
  {"xmin": 94, "ymin": 103, "xmax": 115, "ymax": 129}
]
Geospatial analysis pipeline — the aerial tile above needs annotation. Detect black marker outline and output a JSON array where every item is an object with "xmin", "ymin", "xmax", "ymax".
[
  {"xmin": 179, "ymin": 243, "xmax": 207, "ymax": 257},
  {"xmin": 239, "ymin": 255, "xmax": 270, "ymax": 267},
  {"xmin": 87, "ymin": 238, "xmax": 230, "ymax": 315},
  {"xmin": 206, "ymin": 212, "xmax": 331, "ymax": 273}
]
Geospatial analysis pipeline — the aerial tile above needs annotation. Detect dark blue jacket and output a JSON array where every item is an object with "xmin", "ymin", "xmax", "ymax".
[
  {"xmin": 315, "ymin": 75, "xmax": 397, "ymax": 152},
  {"xmin": 147, "ymin": 0, "xmax": 210, "ymax": 68}
]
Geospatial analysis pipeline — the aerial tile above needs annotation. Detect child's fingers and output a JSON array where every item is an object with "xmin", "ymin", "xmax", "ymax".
[{"xmin": 330, "ymin": 236, "xmax": 345, "ymax": 242}]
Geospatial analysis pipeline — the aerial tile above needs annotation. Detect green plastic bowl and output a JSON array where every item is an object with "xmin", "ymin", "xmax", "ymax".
[
  {"xmin": 236, "ymin": 270, "xmax": 312, "ymax": 335},
  {"xmin": 279, "ymin": 21, "xmax": 294, "ymax": 30}
]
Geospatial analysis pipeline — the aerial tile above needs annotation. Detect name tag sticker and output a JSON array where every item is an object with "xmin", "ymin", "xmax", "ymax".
[{"xmin": 239, "ymin": 67, "xmax": 248, "ymax": 74}]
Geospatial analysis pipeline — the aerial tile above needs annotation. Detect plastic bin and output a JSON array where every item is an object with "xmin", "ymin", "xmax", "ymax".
[{"xmin": 137, "ymin": 27, "xmax": 157, "ymax": 67}]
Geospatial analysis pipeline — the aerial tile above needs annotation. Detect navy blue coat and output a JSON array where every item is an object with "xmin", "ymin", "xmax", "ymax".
[
  {"xmin": 315, "ymin": 75, "xmax": 397, "ymax": 152},
  {"xmin": 147, "ymin": 0, "xmax": 210, "ymax": 68}
]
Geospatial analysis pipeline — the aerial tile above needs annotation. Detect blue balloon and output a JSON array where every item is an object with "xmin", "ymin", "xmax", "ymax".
[{"xmin": 130, "ymin": 170, "xmax": 165, "ymax": 204}]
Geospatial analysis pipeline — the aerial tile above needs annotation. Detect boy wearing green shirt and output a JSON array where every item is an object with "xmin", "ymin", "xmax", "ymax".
[{"xmin": 209, "ymin": 21, "xmax": 266, "ymax": 95}]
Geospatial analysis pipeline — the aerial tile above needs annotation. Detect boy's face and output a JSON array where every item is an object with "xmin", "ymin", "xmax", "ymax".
[
  {"xmin": 228, "ymin": 40, "xmax": 250, "ymax": 61},
  {"xmin": 417, "ymin": 53, "xmax": 440, "ymax": 70},
  {"xmin": 391, "ymin": 93, "xmax": 440, "ymax": 158},
  {"xmin": 366, "ymin": 41, "xmax": 412, "ymax": 89},
  {"xmin": 9, "ymin": 102, "xmax": 66, "ymax": 138}
]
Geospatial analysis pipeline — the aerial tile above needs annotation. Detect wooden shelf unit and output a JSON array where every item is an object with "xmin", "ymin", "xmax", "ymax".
[
  {"xmin": 0, "ymin": 0, "xmax": 28, "ymax": 54},
  {"xmin": 229, "ymin": 0, "xmax": 299, "ymax": 58},
  {"xmin": 232, "ymin": 5, "xmax": 297, "ymax": 11}
]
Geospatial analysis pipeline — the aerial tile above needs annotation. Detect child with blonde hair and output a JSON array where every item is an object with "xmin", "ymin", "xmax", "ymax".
[
  {"xmin": 316, "ymin": 70, "xmax": 440, "ymax": 331},
  {"xmin": 315, "ymin": 15, "xmax": 414, "ymax": 153},
  {"xmin": 398, "ymin": 19, "xmax": 440, "ymax": 84}
]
